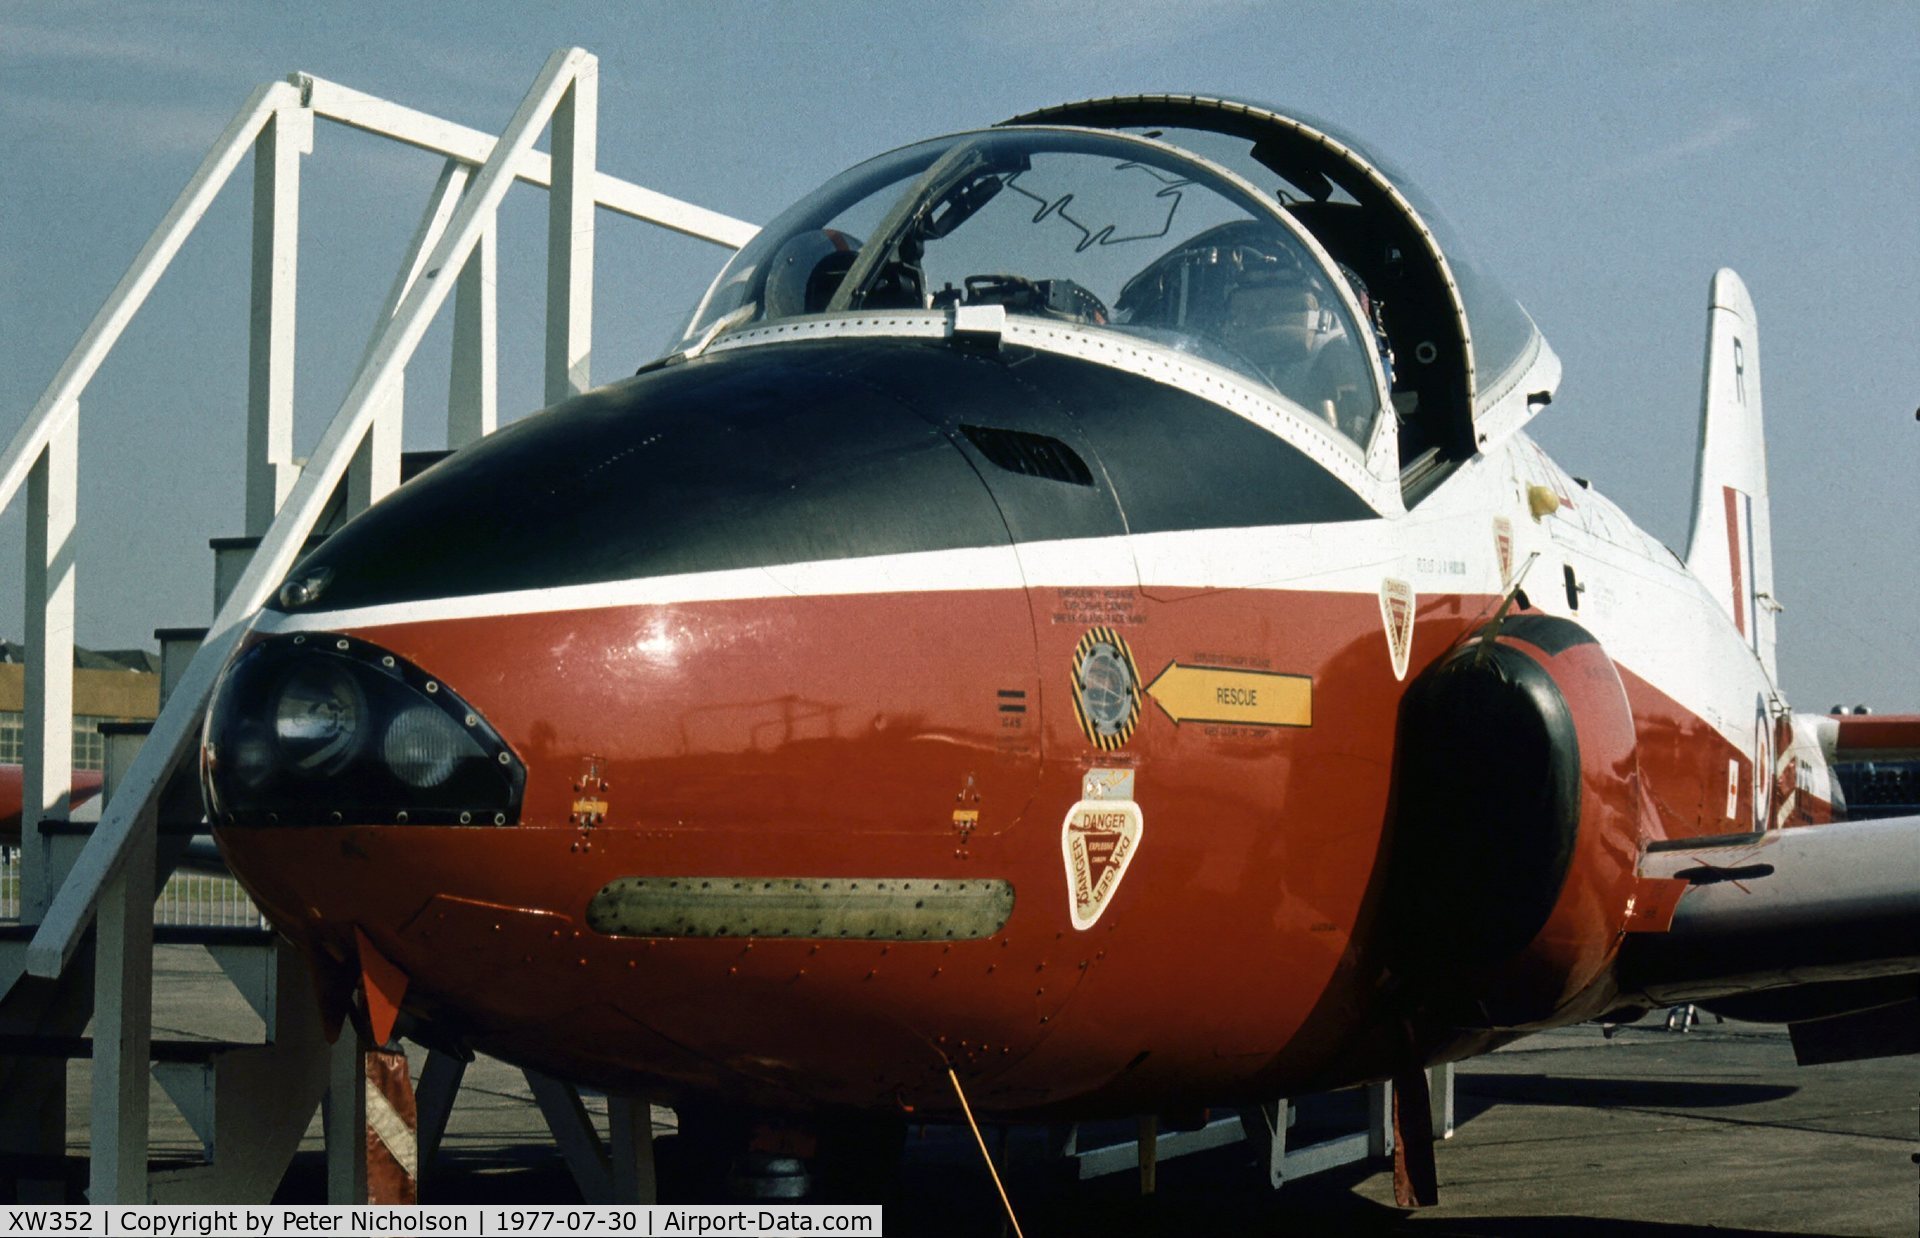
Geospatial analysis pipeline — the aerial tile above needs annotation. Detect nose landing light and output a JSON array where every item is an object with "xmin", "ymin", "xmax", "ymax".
[{"xmin": 204, "ymin": 633, "xmax": 525, "ymax": 827}]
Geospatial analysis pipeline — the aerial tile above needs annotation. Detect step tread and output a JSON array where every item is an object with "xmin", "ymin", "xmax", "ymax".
[
  {"xmin": 0, "ymin": 1151, "xmax": 220, "ymax": 1177},
  {"xmin": 208, "ymin": 533, "xmax": 330, "ymax": 552},
  {"xmin": 0, "ymin": 924, "xmax": 273, "ymax": 946},
  {"xmin": 34, "ymin": 816, "xmax": 209, "ymax": 838},
  {"xmin": 0, "ymin": 1033, "xmax": 261, "ymax": 1062}
]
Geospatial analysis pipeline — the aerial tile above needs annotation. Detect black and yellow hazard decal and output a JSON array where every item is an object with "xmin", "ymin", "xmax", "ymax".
[{"xmin": 1070, "ymin": 626, "xmax": 1143, "ymax": 750}]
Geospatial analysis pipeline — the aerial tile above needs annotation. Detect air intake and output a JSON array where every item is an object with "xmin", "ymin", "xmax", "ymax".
[{"xmin": 960, "ymin": 424, "xmax": 1094, "ymax": 487}]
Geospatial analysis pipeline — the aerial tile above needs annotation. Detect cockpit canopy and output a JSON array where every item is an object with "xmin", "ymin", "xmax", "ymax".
[
  {"xmin": 675, "ymin": 96, "xmax": 1553, "ymax": 498},
  {"xmin": 677, "ymin": 127, "xmax": 1388, "ymax": 449}
]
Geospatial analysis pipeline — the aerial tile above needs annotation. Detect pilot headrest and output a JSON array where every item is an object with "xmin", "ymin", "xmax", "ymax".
[
  {"xmin": 1116, "ymin": 220, "xmax": 1313, "ymax": 327},
  {"xmin": 764, "ymin": 228, "xmax": 862, "ymax": 319}
]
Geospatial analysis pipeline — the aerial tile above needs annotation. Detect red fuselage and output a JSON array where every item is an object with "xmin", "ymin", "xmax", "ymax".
[{"xmin": 207, "ymin": 337, "xmax": 1767, "ymax": 1119}]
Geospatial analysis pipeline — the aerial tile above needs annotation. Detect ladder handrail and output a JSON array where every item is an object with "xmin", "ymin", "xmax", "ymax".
[
  {"xmin": 24, "ymin": 47, "xmax": 635, "ymax": 978},
  {"xmin": 1, "ymin": 69, "xmax": 758, "ymax": 524},
  {"xmin": 296, "ymin": 72, "xmax": 757, "ymax": 249},
  {"xmin": 0, "ymin": 82, "xmax": 299, "ymax": 519}
]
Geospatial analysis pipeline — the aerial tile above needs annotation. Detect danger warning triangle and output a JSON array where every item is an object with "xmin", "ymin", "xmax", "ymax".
[{"xmin": 1061, "ymin": 799, "xmax": 1143, "ymax": 930}]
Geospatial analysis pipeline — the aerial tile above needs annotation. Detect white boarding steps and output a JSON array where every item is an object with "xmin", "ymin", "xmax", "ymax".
[
  {"xmin": 0, "ymin": 610, "xmax": 332, "ymax": 1202},
  {"xmin": 3, "ymin": 514, "xmax": 466, "ymax": 1200},
  {"xmin": 0, "ymin": 48, "xmax": 753, "ymax": 1203}
]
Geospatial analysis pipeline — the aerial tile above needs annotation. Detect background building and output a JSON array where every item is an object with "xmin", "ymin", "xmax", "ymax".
[{"xmin": 0, "ymin": 640, "xmax": 160, "ymax": 772}]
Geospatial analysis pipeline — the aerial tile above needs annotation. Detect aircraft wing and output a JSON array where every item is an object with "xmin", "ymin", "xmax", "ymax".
[
  {"xmin": 1827, "ymin": 714, "xmax": 1920, "ymax": 761},
  {"xmin": 1619, "ymin": 814, "xmax": 1920, "ymax": 1064},
  {"xmin": 1825, "ymin": 714, "xmax": 1920, "ymax": 820}
]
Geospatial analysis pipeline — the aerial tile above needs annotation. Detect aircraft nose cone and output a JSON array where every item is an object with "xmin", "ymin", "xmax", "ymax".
[
  {"xmin": 272, "ymin": 340, "xmax": 1041, "ymax": 616},
  {"xmin": 269, "ymin": 333, "xmax": 1369, "ymax": 621},
  {"xmin": 211, "ymin": 339, "xmax": 1094, "ymax": 1104}
]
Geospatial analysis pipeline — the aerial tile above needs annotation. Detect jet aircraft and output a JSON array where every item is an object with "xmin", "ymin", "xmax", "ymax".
[
  {"xmin": 197, "ymin": 95, "xmax": 1920, "ymax": 1203},
  {"xmin": 1, "ymin": 767, "xmax": 101, "ymax": 848}
]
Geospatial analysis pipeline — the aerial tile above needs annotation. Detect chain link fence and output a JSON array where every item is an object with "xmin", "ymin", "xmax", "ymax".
[{"xmin": 1, "ymin": 844, "xmax": 264, "ymax": 927}]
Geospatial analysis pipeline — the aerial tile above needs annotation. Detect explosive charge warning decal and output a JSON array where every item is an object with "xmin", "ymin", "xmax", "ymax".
[
  {"xmin": 1380, "ymin": 578, "xmax": 1416, "ymax": 682},
  {"xmin": 1494, "ymin": 515, "xmax": 1516, "ymax": 589},
  {"xmin": 1062, "ymin": 798, "xmax": 1143, "ymax": 930},
  {"xmin": 1070, "ymin": 626, "xmax": 1142, "ymax": 750}
]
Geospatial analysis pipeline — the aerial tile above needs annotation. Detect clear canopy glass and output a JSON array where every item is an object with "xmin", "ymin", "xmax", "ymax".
[
  {"xmin": 1090, "ymin": 106, "xmax": 1542, "ymax": 410},
  {"xmin": 675, "ymin": 128, "xmax": 1385, "ymax": 447}
]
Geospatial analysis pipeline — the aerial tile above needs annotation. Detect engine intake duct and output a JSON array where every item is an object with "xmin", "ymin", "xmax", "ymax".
[
  {"xmin": 1388, "ymin": 635, "xmax": 1583, "ymax": 985},
  {"xmin": 1386, "ymin": 615, "xmax": 1646, "ymax": 1028}
]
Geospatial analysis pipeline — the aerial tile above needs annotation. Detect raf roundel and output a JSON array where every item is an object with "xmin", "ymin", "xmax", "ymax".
[{"xmin": 1071, "ymin": 627, "xmax": 1142, "ymax": 750}]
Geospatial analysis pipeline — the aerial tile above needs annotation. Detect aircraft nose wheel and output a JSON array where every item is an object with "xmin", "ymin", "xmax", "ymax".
[
  {"xmin": 662, "ymin": 1103, "xmax": 906, "ymax": 1203},
  {"xmin": 726, "ymin": 1153, "xmax": 811, "ymax": 1201}
]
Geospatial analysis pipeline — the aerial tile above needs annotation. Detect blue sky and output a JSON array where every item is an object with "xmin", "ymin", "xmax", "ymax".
[{"xmin": 2, "ymin": 2, "xmax": 1915, "ymax": 710}]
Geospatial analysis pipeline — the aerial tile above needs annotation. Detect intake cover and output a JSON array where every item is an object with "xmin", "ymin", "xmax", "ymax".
[{"xmin": 1388, "ymin": 615, "xmax": 1641, "ymax": 1025}]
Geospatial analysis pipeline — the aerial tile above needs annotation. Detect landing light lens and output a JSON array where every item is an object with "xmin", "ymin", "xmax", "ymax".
[
  {"xmin": 205, "ymin": 634, "xmax": 525, "ymax": 827},
  {"xmin": 221, "ymin": 722, "xmax": 275, "ymax": 790},
  {"xmin": 272, "ymin": 664, "xmax": 364, "ymax": 773},
  {"xmin": 383, "ymin": 705, "xmax": 473, "ymax": 788}
]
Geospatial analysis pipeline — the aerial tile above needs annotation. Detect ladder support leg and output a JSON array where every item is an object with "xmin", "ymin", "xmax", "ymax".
[{"xmin": 88, "ymin": 808, "xmax": 155, "ymax": 1203}]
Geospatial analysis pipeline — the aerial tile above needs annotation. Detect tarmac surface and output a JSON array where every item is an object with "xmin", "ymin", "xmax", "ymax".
[{"xmin": 49, "ymin": 946, "xmax": 1920, "ymax": 1235}]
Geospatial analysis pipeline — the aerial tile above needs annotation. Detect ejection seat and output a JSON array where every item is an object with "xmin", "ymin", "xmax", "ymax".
[{"xmin": 1001, "ymin": 95, "xmax": 1543, "ymax": 505}]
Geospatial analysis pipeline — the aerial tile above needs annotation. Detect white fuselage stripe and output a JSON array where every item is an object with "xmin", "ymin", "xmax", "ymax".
[{"xmin": 251, "ymin": 523, "xmax": 1410, "ymax": 635}]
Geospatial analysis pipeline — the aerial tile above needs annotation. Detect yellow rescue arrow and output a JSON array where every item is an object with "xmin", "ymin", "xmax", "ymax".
[{"xmin": 1145, "ymin": 662, "xmax": 1312, "ymax": 727}]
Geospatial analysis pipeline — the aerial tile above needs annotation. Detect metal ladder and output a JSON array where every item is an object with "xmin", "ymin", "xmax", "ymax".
[{"xmin": 0, "ymin": 47, "xmax": 752, "ymax": 1203}]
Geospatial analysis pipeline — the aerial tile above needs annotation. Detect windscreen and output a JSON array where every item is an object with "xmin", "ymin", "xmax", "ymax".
[{"xmin": 674, "ymin": 128, "xmax": 1384, "ymax": 448}]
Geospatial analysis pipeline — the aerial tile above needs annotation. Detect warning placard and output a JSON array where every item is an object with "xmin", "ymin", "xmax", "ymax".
[{"xmin": 1061, "ymin": 799, "xmax": 1143, "ymax": 930}]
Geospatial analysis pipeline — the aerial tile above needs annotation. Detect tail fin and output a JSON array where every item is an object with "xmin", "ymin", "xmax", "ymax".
[{"xmin": 1685, "ymin": 269, "xmax": 1778, "ymax": 682}]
